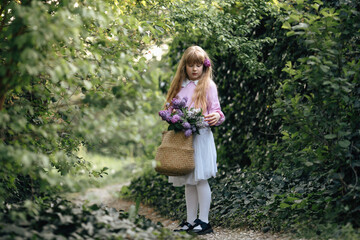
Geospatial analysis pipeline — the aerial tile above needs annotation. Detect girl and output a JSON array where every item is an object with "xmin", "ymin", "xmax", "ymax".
[{"xmin": 165, "ymin": 46, "xmax": 225, "ymax": 235}]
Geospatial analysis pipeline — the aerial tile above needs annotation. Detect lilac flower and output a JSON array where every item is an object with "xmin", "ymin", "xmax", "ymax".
[
  {"xmin": 176, "ymin": 109, "xmax": 184, "ymax": 117},
  {"xmin": 196, "ymin": 116, "xmax": 208, "ymax": 128},
  {"xmin": 159, "ymin": 102, "xmax": 206, "ymax": 137},
  {"xmin": 165, "ymin": 113, "xmax": 172, "ymax": 122},
  {"xmin": 204, "ymin": 58, "xmax": 211, "ymax": 67},
  {"xmin": 171, "ymin": 114, "xmax": 181, "ymax": 123},
  {"xmin": 179, "ymin": 100, "xmax": 186, "ymax": 108},
  {"xmin": 171, "ymin": 97, "xmax": 188, "ymax": 109},
  {"xmin": 171, "ymin": 98, "xmax": 182, "ymax": 109},
  {"xmin": 182, "ymin": 122, "xmax": 191, "ymax": 129},
  {"xmin": 168, "ymin": 106, "xmax": 174, "ymax": 113},
  {"xmin": 158, "ymin": 110, "xmax": 168, "ymax": 120},
  {"xmin": 187, "ymin": 108, "xmax": 202, "ymax": 119},
  {"xmin": 184, "ymin": 129, "xmax": 192, "ymax": 137}
]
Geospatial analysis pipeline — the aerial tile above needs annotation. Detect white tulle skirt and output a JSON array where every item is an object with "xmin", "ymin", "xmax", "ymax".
[{"xmin": 168, "ymin": 127, "xmax": 217, "ymax": 187}]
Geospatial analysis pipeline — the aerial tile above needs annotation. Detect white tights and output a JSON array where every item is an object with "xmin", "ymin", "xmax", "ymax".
[{"xmin": 185, "ymin": 180, "xmax": 211, "ymax": 225}]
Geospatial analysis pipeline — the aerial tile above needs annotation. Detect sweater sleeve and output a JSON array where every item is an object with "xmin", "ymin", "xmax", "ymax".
[{"xmin": 207, "ymin": 81, "xmax": 225, "ymax": 126}]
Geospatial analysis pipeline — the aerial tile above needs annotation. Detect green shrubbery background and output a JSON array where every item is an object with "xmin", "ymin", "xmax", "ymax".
[
  {"xmin": 0, "ymin": 0, "xmax": 359, "ymax": 239},
  {"xmin": 123, "ymin": 167, "xmax": 359, "ymax": 239},
  {"xmin": 0, "ymin": 0, "xmax": 170, "ymax": 238},
  {"xmin": 125, "ymin": 0, "xmax": 360, "ymax": 238}
]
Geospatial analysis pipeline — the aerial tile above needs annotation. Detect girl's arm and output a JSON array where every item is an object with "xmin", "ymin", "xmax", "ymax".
[{"xmin": 206, "ymin": 81, "xmax": 225, "ymax": 126}]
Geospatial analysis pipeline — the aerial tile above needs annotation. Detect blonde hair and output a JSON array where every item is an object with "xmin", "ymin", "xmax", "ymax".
[{"xmin": 165, "ymin": 46, "xmax": 213, "ymax": 112}]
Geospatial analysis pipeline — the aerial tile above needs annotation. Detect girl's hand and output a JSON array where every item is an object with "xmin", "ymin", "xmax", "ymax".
[{"xmin": 205, "ymin": 112, "xmax": 220, "ymax": 126}]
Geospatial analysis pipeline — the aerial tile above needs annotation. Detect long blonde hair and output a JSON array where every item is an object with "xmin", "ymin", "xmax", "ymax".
[{"xmin": 165, "ymin": 46, "xmax": 213, "ymax": 112}]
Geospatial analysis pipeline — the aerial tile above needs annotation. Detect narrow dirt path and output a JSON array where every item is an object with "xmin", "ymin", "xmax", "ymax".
[{"xmin": 68, "ymin": 183, "xmax": 294, "ymax": 240}]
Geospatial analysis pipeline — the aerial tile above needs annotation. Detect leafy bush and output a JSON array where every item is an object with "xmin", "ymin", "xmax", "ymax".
[
  {"xmin": 0, "ymin": 196, "xmax": 193, "ymax": 240},
  {"xmin": 123, "ymin": 168, "xmax": 360, "ymax": 239},
  {"xmin": 148, "ymin": 0, "xmax": 360, "ymax": 236},
  {"xmin": 0, "ymin": 0, "xmax": 167, "ymax": 206},
  {"xmin": 163, "ymin": 0, "xmax": 359, "ymax": 173},
  {"xmin": 269, "ymin": 0, "xmax": 360, "ymax": 228},
  {"xmin": 121, "ymin": 170, "xmax": 185, "ymax": 220}
]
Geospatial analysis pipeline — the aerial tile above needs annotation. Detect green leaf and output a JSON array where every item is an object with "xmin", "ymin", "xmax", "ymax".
[
  {"xmin": 324, "ymin": 134, "xmax": 337, "ymax": 140},
  {"xmin": 311, "ymin": 4, "xmax": 320, "ymax": 11},
  {"xmin": 304, "ymin": 161, "xmax": 313, "ymax": 167},
  {"xmin": 280, "ymin": 202, "xmax": 290, "ymax": 209},
  {"xmin": 282, "ymin": 22, "xmax": 291, "ymax": 30},
  {"xmin": 286, "ymin": 31, "xmax": 295, "ymax": 37},
  {"xmin": 338, "ymin": 140, "xmax": 350, "ymax": 148},
  {"xmin": 83, "ymin": 80, "xmax": 92, "ymax": 90},
  {"xmin": 142, "ymin": 36, "xmax": 151, "ymax": 44},
  {"xmin": 320, "ymin": 65, "xmax": 330, "ymax": 73}
]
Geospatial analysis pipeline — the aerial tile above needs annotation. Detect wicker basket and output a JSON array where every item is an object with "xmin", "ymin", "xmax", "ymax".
[{"xmin": 155, "ymin": 130, "xmax": 194, "ymax": 176}]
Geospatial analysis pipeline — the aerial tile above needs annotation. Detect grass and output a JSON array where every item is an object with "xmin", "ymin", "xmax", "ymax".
[{"xmin": 64, "ymin": 146, "xmax": 154, "ymax": 193}]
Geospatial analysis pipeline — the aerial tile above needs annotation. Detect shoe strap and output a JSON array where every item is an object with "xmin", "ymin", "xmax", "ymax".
[
  {"xmin": 193, "ymin": 219, "xmax": 209, "ymax": 229},
  {"xmin": 179, "ymin": 221, "xmax": 192, "ymax": 228}
]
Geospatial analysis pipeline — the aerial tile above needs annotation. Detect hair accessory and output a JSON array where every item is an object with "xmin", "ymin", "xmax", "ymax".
[{"xmin": 204, "ymin": 58, "xmax": 211, "ymax": 67}]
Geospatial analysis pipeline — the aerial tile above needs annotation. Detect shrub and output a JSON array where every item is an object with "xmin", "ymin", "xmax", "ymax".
[
  {"xmin": 124, "ymin": 168, "xmax": 360, "ymax": 239},
  {"xmin": 0, "ymin": 196, "xmax": 193, "ymax": 240},
  {"xmin": 150, "ymin": 1, "xmax": 360, "ymax": 236}
]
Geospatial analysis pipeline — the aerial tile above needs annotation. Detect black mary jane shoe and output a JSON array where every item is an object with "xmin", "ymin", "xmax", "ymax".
[
  {"xmin": 189, "ymin": 219, "xmax": 214, "ymax": 235},
  {"xmin": 174, "ymin": 221, "xmax": 194, "ymax": 232}
]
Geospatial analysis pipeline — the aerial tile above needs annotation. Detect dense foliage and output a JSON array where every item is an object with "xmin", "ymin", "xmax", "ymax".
[
  {"xmin": 0, "ymin": 0, "xmax": 172, "ymax": 238},
  {"xmin": 125, "ymin": 0, "xmax": 360, "ymax": 238},
  {"xmin": 0, "ymin": 197, "xmax": 193, "ymax": 239},
  {"xmin": 123, "ymin": 168, "xmax": 360, "ymax": 239},
  {"xmin": 164, "ymin": 0, "xmax": 359, "ymax": 170},
  {"xmin": 1, "ymin": 0, "xmax": 359, "ymax": 238},
  {"xmin": 0, "ymin": 0, "xmax": 167, "ymax": 203}
]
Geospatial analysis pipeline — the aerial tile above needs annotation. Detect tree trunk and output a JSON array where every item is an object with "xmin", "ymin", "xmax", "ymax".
[{"xmin": 0, "ymin": 94, "xmax": 5, "ymax": 111}]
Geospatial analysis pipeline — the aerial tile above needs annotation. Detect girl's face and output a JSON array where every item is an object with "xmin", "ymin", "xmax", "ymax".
[{"xmin": 186, "ymin": 63, "xmax": 203, "ymax": 80}]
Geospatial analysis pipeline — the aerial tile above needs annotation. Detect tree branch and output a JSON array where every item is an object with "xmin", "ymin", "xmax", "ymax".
[
  {"xmin": 0, "ymin": 94, "xmax": 5, "ymax": 111},
  {"xmin": 0, "ymin": 70, "xmax": 10, "ymax": 111}
]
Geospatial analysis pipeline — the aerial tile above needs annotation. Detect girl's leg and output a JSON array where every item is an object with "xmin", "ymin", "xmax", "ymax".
[
  {"xmin": 185, "ymin": 184, "xmax": 198, "ymax": 225},
  {"xmin": 196, "ymin": 180, "xmax": 211, "ymax": 223}
]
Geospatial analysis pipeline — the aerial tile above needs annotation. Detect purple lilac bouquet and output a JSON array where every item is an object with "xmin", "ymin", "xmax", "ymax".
[{"xmin": 158, "ymin": 97, "xmax": 208, "ymax": 137}]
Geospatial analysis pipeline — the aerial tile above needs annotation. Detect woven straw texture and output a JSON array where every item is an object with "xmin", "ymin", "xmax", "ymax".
[{"xmin": 155, "ymin": 130, "xmax": 194, "ymax": 176}]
